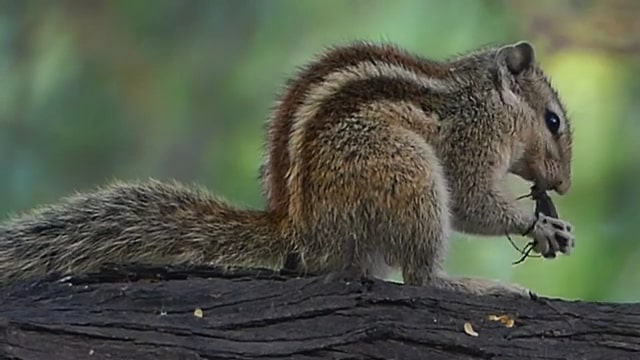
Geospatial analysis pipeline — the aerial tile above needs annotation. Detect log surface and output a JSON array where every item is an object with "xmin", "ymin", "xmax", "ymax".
[{"xmin": 1, "ymin": 265, "xmax": 639, "ymax": 360}]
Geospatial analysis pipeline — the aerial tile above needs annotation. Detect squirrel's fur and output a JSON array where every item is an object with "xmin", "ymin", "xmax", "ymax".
[{"xmin": 0, "ymin": 41, "xmax": 575, "ymax": 295}]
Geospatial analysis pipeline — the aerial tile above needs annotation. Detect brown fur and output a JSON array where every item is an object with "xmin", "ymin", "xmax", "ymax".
[
  {"xmin": 264, "ymin": 42, "xmax": 447, "ymax": 216},
  {"xmin": 0, "ymin": 41, "xmax": 574, "ymax": 295},
  {"xmin": 0, "ymin": 180, "xmax": 287, "ymax": 284}
]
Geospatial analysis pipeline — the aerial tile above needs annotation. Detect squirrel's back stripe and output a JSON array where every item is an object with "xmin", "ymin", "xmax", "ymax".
[
  {"xmin": 266, "ymin": 42, "xmax": 450, "ymax": 216},
  {"xmin": 289, "ymin": 60, "xmax": 450, "ymax": 161}
]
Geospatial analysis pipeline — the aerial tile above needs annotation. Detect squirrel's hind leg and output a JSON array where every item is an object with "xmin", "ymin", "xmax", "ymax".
[
  {"xmin": 430, "ymin": 274, "xmax": 532, "ymax": 298},
  {"xmin": 320, "ymin": 233, "xmax": 366, "ymax": 284},
  {"xmin": 377, "ymin": 130, "xmax": 533, "ymax": 298}
]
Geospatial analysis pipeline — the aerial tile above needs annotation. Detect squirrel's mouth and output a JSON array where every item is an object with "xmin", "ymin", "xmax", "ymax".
[
  {"xmin": 534, "ymin": 161, "xmax": 571, "ymax": 195},
  {"xmin": 551, "ymin": 179, "xmax": 571, "ymax": 195},
  {"xmin": 533, "ymin": 179, "xmax": 553, "ymax": 193},
  {"xmin": 513, "ymin": 159, "xmax": 570, "ymax": 196},
  {"xmin": 508, "ymin": 157, "xmax": 570, "ymax": 195},
  {"xmin": 533, "ymin": 177, "xmax": 569, "ymax": 196}
]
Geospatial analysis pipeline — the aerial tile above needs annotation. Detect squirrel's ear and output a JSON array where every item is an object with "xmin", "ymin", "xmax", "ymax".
[{"xmin": 497, "ymin": 41, "xmax": 536, "ymax": 75}]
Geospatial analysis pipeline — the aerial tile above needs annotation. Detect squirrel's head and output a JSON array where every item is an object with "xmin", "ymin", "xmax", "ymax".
[{"xmin": 493, "ymin": 41, "xmax": 573, "ymax": 195}]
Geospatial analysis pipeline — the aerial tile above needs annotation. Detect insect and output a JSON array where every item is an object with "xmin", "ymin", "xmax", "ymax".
[
  {"xmin": 531, "ymin": 184, "xmax": 558, "ymax": 219},
  {"xmin": 509, "ymin": 185, "xmax": 559, "ymax": 264}
]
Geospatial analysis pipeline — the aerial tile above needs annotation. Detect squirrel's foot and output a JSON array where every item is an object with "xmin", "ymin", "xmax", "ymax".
[
  {"xmin": 322, "ymin": 266, "xmax": 366, "ymax": 285},
  {"xmin": 430, "ymin": 275, "xmax": 533, "ymax": 298},
  {"xmin": 529, "ymin": 214, "xmax": 575, "ymax": 258}
]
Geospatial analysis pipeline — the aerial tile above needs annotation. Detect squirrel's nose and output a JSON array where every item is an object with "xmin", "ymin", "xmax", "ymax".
[{"xmin": 554, "ymin": 179, "xmax": 571, "ymax": 195}]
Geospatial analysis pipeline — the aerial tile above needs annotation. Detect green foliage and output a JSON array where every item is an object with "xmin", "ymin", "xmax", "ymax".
[{"xmin": 1, "ymin": 0, "xmax": 638, "ymax": 301}]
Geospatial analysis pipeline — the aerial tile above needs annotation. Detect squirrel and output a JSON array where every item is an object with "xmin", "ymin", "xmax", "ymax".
[{"xmin": 0, "ymin": 41, "xmax": 575, "ymax": 296}]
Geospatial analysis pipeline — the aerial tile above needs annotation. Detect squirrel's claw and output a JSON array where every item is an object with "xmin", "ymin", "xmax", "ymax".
[{"xmin": 531, "ymin": 214, "xmax": 575, "ymax": 257}]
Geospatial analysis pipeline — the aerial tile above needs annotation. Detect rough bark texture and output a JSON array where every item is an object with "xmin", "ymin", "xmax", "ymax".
[{"xmin": 1, "ymin": 265, "xmax": 639, "ymax": 360}]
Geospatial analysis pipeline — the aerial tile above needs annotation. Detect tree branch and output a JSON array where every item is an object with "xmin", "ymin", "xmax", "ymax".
[{"xmin": 1, "ymin": 265, "xmax": 639, "ymax": 359}]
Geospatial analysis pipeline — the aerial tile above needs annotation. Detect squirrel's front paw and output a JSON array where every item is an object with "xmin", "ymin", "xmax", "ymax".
[{"xmin": 530, "ymin": 214, "xmax": 575, "ymax": 258}]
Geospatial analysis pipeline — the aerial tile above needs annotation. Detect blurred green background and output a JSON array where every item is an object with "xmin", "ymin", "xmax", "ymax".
[{"xmin": 1, "ymin": 0, "xmax": 639, "ymax": 302}]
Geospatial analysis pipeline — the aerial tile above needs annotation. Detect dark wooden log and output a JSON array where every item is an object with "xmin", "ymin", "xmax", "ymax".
[{"xmin": 1, "ymin": 264, "xmax": 639, "ymax": 360}]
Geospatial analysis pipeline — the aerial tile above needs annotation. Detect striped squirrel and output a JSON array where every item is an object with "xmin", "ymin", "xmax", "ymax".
[{"xmin": 0, "ymin": 41, "xmax": 574, "ymax": 296}]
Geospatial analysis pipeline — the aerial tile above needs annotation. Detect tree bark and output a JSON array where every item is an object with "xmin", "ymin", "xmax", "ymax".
[{"xmin": 1, "ymin": 265, "xmax": 639, "ymax": 360}]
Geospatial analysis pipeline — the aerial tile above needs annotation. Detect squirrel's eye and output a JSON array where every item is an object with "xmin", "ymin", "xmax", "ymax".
[{"xmin": 544, "ymin": 110, "xmax": 560, "ymax": 135}]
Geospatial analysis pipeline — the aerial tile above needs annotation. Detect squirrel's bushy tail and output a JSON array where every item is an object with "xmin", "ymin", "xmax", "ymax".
[{"xmin": 0, "ymin": 179, "xmax": 290, "ymax": 285}]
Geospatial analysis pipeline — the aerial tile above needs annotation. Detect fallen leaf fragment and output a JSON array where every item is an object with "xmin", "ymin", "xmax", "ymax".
[
  {"xmin": 463, "ymin": 322, "xmax": 479, "ymax": 337},
  {"xmin": 488, "ymin": 314, "xmax": 515, "ymax": 328},
  {"xmin": 194, "ymin": 308, "xmax": 204, "ymax": 318}
]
